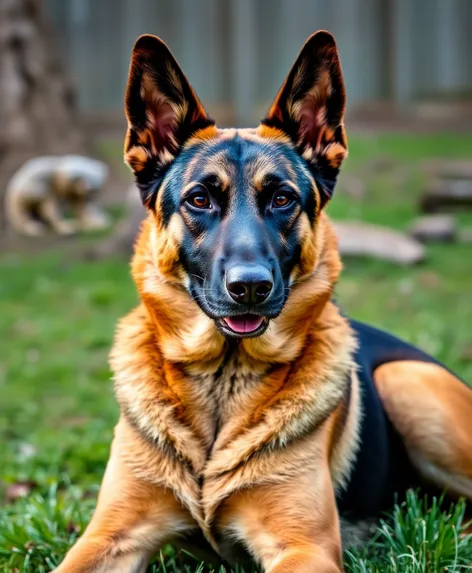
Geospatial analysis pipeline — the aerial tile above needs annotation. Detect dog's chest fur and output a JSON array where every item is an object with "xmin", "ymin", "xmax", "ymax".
[
  {"xmin": 185, "ymin": 347, "xmax": 272, "ymax": 441},
  {"xmin": 112, "ymin": 303, "xmax": 360, "ymax": 552}
]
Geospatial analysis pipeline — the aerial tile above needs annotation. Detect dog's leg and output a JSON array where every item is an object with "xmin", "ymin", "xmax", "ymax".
[
  {"xmin": 53, "ymin": 438, "xmax": 197, "ymax": 573},
  {"xmin": 374, "ymin": 360, "xmax": 472, "ymax": 498},
  {"xmin": 39, "ymin": 196, "xmax": 77, "ymax": 235},
  {"xmin": 76, "ymin": 198, "xmax": 111, "ymax": 232},
  {"xmin": 6, "ymin": 196, "xmax": 47, "ymax": 236},
  {"xmin": 218, "ymin": 439, "xmax": 344, "ymax": 572}
]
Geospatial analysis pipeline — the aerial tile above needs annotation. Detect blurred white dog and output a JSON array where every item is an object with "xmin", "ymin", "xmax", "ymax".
[{"xmin": 5, "ymin": 155, "xmax": 111, "ymax": 236}]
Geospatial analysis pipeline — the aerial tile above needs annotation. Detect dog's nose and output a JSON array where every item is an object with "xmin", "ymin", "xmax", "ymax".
[{"xmin": 226, "ymin": 265, "xmax": 273, "ymax": 305}]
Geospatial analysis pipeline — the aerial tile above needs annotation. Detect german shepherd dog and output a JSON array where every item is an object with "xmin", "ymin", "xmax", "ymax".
[{"xmin": 55, "ymin": 32, "xmax": 472, "ymax": 572}]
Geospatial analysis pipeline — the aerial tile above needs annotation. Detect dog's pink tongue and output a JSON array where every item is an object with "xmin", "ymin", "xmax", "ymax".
[{"xmin": 224, "ymin": 315, "xmax": 264, "ymax": 333}]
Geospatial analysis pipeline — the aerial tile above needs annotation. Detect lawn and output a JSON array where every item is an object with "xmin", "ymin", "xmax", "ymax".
[{"xmin": 1, "ymin": 131, "xmax": 472, "ymax": 572}]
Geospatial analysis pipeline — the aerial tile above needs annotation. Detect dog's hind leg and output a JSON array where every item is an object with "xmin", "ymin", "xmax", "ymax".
[
  {"xmin": 374, "ymin": 360, "xmax": 472, "ymax": 499},
  {"xmin": 5, "ymin": 195, "xmax": 46, "ymax": 236}
]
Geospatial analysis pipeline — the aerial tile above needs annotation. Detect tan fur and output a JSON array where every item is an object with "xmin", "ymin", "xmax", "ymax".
[
  {"xmin": 125, "ymin": 144, "xmax": 151, "ymax": 174},
  {"xmin": 255, "ymin": 124, "xmax": 291, "ymax": 142},
  {"xmin": 187, "ymin": 125, "xmax": 220, "ymax": 144},
  {"xmin": 329, "ymin": 369, "xmax": 362, "ymax": 491},
  {"xmin": 374, "ymin": 360, "xmax": 472, "ymax": 498}
]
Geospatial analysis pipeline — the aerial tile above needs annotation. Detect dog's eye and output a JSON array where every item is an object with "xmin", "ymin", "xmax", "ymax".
[
  {"xmin": 272, "ymin": 192, "xmax": 293, "ymax": 209},
  {"xmin": 187, "ymin": 189, "xmax": 212, "ymax": 210}
]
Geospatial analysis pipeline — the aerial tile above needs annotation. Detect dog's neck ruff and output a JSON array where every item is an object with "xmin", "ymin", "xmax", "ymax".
[{"xmin": 130, "ymin": 212, "xmax": 343, "ymax": 366}]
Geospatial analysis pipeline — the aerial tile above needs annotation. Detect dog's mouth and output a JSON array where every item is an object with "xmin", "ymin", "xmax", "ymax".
[{"xmin": 218, "ymin": 314, "xmax": 268, "ymax": 338}]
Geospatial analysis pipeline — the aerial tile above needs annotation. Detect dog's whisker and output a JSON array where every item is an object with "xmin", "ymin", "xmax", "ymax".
[{"xmin": 189, "ymin": 273, "xmax": 205, "ymax": 282}]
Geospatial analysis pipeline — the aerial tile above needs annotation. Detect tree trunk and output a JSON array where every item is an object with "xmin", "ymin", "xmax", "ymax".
[{"xmin": 0, "ymin": 0, "xmax": 85, "ymax": 205}]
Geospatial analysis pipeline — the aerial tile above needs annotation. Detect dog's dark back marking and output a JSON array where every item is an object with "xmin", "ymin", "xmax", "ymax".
[{"xmin": 337, "ymin": 320, "xmax": 468, "ymax": 517}]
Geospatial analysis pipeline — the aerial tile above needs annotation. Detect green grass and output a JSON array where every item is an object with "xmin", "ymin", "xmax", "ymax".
[
  {"xmin": 344, "ymin": 491, "xmax": 472, "ymax": 572},
  {"xmin": 1, "ymin": 131, "xmax": 472, "ymax": 571}
]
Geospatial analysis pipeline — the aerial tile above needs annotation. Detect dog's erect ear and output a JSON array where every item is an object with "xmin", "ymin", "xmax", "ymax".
[
  {"xmin": 124, "ymin": 35, "xmax": 215, "ymax": 205},
  {"xmin": 261, "ymin": 31, "xmax": 347, "ymax": 204}
]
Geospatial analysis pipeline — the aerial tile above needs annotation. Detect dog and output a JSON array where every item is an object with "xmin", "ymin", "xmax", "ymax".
[
  {"xmin": 5, "ymin": 155, "xmax": 110, "ymax": 236},
  {"xmin": 54, "ymin": 31, "xmax": 472, "ymax": 572}
]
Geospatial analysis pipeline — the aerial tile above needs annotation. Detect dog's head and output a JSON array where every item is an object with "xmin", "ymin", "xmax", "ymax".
[{"xmin": 125, "ymin": 31, "xmax": 347, "ymax": 342}]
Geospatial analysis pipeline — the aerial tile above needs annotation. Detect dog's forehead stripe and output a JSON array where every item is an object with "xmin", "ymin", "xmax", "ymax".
[
  {"xmin": 201, "ymin": 150, "xmax": 234, "ymax": 190},
  {"xmin": 182, "ymin": 132, "xmax": 293, "ymax": 190},
  {"xmin": 250, "ymin": 155, "xmax": 299, "ymax": 192},
  {"xmin": 183, "ymin": 145, "xmax": 233, "ymax": 189}
]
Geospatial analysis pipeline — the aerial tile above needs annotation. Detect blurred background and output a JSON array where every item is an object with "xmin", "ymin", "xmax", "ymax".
[
  {"xmin": 1, "ymin": 1, "xmax": 472, "ymax": 570},
  {"xmin": 44, "ymin": 0, "xmax": 472, "ymax": 126}
]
